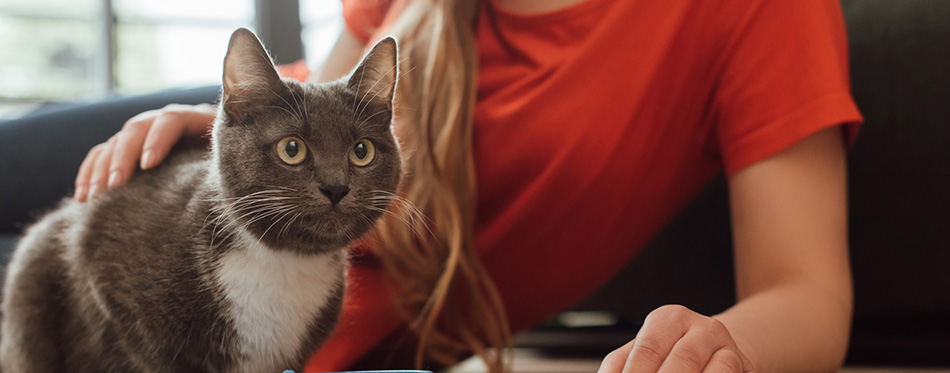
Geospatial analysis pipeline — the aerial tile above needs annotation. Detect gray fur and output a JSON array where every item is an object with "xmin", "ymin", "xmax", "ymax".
[{"xmin": 0, "ymin": 28, "xmax": 400, "ymax": 372}]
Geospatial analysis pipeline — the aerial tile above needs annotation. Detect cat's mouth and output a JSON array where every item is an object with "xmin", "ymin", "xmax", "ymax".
[
  {"xmin": 300, "ymin": 208, "xmax": 371, "ymax": 236},
  {"xmin": 234, "ymin": 196, "xmax": 380, "ymax": 251},
  {"xmin": 238, "ymin": 212, "xmax": 366, "ymax": 254}
]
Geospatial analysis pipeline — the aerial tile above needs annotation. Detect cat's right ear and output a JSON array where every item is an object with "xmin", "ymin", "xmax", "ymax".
[
  {"xmin": 221, "ymin": 28, "xmax": 283, "ymax": 124},
  {"xmin": 348, "ymin": 37, "xmax": 398, "ymax": 110}
]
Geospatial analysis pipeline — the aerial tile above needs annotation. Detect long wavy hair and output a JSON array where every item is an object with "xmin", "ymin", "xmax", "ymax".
[{"xmin": 368, "ymin": 0, "xmax": 512, "ymax": 371}]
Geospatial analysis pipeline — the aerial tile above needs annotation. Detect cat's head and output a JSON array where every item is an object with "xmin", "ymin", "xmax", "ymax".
[{"xmin": 210, "ymin": 28, "xmax": 401, "ymax": 254}]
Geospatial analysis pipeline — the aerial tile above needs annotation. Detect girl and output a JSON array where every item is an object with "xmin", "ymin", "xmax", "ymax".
[{"xmin": 74, "ymin": 0, "xmax": 862, "ymax": 371}]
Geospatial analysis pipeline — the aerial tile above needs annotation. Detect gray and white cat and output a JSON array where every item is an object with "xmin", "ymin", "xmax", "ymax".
[{"xmin": 0, "ymin": 28, "xmax": 400, "ymax": 372}]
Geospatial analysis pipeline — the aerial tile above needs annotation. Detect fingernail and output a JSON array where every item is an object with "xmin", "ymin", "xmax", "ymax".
[
  {"xmin": 141, "ymin": 150, "xmax": 153, "ymax": 169},
  {"xmin": 88, "ymin": 184, "xmax": 100, "ymax": 199},
  {"xmin": 108, "ymin": 171, "xmax": 121, "ymax": 188},
  {"xmin": 74, "ymin": 185, "xmax": 86, "ymax": 201}
]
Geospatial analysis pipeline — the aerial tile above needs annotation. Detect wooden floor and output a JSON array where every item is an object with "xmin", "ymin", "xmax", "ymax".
[{"xmin": 448, "ymin": 348, "xmax": 950, "ymax": 373}]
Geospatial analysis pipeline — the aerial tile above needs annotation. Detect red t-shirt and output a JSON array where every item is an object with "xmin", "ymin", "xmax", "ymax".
[{"xmin": 306, "ymin": 0, "xmax": 863, "ymax": 370}]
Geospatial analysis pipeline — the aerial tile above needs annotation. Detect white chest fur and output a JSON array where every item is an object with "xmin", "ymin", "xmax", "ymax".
[{"xmin": 214, "ymin": 230, "xmax": 344, "ymax": 372}]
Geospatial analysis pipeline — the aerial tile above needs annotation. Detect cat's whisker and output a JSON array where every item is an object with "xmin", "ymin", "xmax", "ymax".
[
  {"xmin": 265, "ymin": 86, "xmax": 303, "ymax": 122},
  {"xmin": 202, "ymin": 209, "xmax": 219, "ymax": 232},
  {"xmin": 243, "ymin": 205, "xmax": 292, "ymax": 225},
  {"xmin": 354, "ymin": 211, "xmax": 383, "ymax": 244},
  {"xmin": 353, "ymin": 55, "xmax": 410, "ymax": 122},
  {"xmin": 363, "ymin": 190, "xmax": 433, "ymax": 238},
  {"xmin": 244, "ymin": 206, "xmax": 299, "ymax": 238},
  {"xmin": 207, "ymin": 198, "xmax": 295, "ymax": 218},
  {"xmin": 355, "ymin": 109, "xmax": 393, "ymax": 131},
  {"xmin": 207, "ymin": 202, "xmax": 249, "ymax": 247},
  {"xmin": 278, "ymin": 211, "xmax": 304, "ymax": 240},
  {"xmin": 229, "ymin": 203, "xmax": 295, "ymax": 234},
  {"xmin": 355, "ymin": 62, "xmax": 401, "ymax": 120},
  {"xmin": 208, "ymin": 194, "xmax": 298, "ymax": 247},
  {"xmin": 256, "ymin": 206, "xmax": 299, "ymax": 245},
  {"xmin": 265, "ymin": 105, "xmax": 302, "ymax": 120},
  {"xmin": 209, "ymin": 191, "xmax": 298, "ymax": 213},
  {"xmin": 366, "ymin": 191, "xmax": 428, "ymax": 221},
  {"xmin": 204, "ymin": 189, "xmax": 298, "ymax": 205},
  {"xmin": 288, "ymin": 86, "xmax": 311, "ymax": 125},
  {"xmin": 354, "ymin": 55, "xmax": 404, "ymax": 121},
  {"xmin": 397, "ymin": 62, "xmax": 415, "ymax": 81},
  {"xmin": 364, "ymin": 205, "xmax": 431, "ymax": 238},
  {"xmin": 351, "ymin": 49, "xmax": 373, "ymax": 120},
  {"xmin": 208, "ymin": 198, "xmax": 268, "ymax": 233},
  {"xmin": 358, "ymin": 123, "xmax": 395, "ymax": 133},
  {"xmin": 261, "ymin": 185, "xmax": 301, "ymax": 192},
  {"xmin": 338, "ymin": 212, "xmax": 374, "ymax": 245}
]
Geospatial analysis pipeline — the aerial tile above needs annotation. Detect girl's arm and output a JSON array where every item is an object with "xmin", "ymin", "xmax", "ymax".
[
  {"xmin": 312, "ymin": 27, "xmax": 367, "ymax": 83},
  {"xmin": 599, "ymin": 126, "xmax": 853, "ymax": 372},
  {"xmin": 716, "ymin": 125, "xmax": 852, "ymax": 371}
]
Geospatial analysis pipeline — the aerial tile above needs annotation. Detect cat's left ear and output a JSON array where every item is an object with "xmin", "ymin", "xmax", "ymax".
[
  {"xmin": 348, "ymin": 37, "xmax": 398, "ymax": 109},
  {"xmin": 221, "ymin": 28, "xmax": 283, "ymax": 122}
]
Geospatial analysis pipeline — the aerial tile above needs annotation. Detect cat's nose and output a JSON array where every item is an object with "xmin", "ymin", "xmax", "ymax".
[{"xmin": 319, "ymin": 185, "xmax": 350, "ymax": 205}]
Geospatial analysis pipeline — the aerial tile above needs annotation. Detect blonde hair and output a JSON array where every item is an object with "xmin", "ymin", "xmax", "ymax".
[{"xmin": 370, "ymin": 0, "xmax": 512, "ymax": 371}]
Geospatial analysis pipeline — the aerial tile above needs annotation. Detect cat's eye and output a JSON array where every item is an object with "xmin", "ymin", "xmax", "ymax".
[
  {"xmin": 349, "ymin": 139, "xmax": 376, "ymax": 167},
  {"xmin": 276, "ymin": 137, "xmax": 307, "ymax": 165}
]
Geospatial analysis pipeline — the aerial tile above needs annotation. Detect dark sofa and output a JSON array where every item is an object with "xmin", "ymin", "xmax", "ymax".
[{"xmin": 1, "ymin": 0, "xmax": 948, "ymax": 367}]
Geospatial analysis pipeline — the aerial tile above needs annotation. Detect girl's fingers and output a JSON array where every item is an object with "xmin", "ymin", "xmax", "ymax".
[
  {"xmin": 109, "ymin": 115, "xmax": 155, "ymax": 188},
  {"xmin": 702, "ymin": 349, "xmax": 747, "ymax": 373},
  {"xmin": 74, "ymin": 104, "xmax": 216, "ymax": 203},
  {"xmin": 88, "ymin": 137, "xmax": 117, "ymax": 200},
  {"xmin": 622, "ymin": 305, "xmax": 693, "ymax": 373},
  {"xmin": 597, "ymin": 339, "xmax": 634, "ymax": 373},
  {"xmin": 657, "ymin": 321, "xmax": 732, "ymax": 372},
  {"xmin": 75, "ymin": 143, "xmax": 106, "ymax": 202},
  {"xmin": 141, "ymin": 107, "xmax": 214, "ymax": 169},
  {"xmin": 177, "ymin": 103, "xmax": 217, "ymax": 137},
  {"xmin": 141, "ymin": 113, "xmax": 184, "ymax": 170}
]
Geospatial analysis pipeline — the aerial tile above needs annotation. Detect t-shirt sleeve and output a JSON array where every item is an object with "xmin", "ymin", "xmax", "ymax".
[
  {"xmin": 341, "ymin": 0, "xmax": 393, "ymax": 43},
  {"xmin": 714, "ymin": 0, "xmax": 863, "ymax": 176}
]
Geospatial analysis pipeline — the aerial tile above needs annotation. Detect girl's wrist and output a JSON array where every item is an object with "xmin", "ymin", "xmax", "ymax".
[{"xmin": 712, "ymin": 315, "xmax": 762, "ymax": 372}]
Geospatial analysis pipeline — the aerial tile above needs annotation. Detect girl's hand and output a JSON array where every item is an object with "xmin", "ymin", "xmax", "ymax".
[
  {"xmin": 597, "ymin": 305, "xmax": 756, "ymax": 373},
  {"xmin": 74, "ymin": 103, "xmax": 216, "ymax": 202}
]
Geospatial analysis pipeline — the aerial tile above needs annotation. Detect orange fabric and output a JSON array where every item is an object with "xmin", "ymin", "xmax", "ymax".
[
  {"xmin": 276, "ymin": 60, "xmax": 311, "ymax": 82},
  {"xmin": 341, "ymin": 0, "xmax": 409, "ymax": 44},
  {"xmin": 308, "ymin": 0, "xmax": 863, "ymax": 371}
]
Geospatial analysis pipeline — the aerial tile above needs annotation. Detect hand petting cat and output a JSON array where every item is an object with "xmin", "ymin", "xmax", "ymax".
[{"xmin": 74, "ymin": 102, "xmax": 216, "ymax": 202}]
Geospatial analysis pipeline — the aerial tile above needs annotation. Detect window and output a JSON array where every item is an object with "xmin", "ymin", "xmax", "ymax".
[
  {"xmin": 1, "ymin": 0, "xmax": 342, "ymax": 115},
  {"xmin": 0, "ymin": 0, "xmax": 103, "ymax": 101},
  {"xmin": 300, "ymin": 0, "xmax": 343, "ymax": 71},
  {"xmin": 112, "ymin": 0, "xmax": 255, "ymax": 95}
]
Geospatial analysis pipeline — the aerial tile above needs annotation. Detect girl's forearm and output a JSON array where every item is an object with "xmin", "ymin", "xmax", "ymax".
[
  {"xmin": 311, "ymin": 27, "xmax": 366, "ymax": 83},
  {"xmin": 713, "ymin": 278, "xmax": 853, "ymax": 372}
]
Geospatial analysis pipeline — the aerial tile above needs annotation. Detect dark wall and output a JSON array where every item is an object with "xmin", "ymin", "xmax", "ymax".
[
  {"xmin": 255, "ymin": 0, "xmax": 304, "ymax": 65},
  {"xmin": 567, "ymin": 0, "xmax": 950, "ymax": 366}
]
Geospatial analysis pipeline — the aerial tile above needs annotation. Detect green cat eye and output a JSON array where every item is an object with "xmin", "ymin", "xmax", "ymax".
[
  {"xmin": 276, "ymin": 136, "xmax": 307, "ymax": 165},
  {"xmin": 349, "ymin": 139, "xmax": 376, "ymax": 167}
]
